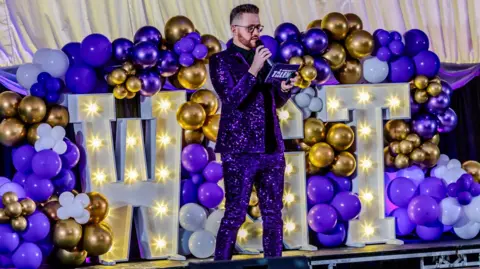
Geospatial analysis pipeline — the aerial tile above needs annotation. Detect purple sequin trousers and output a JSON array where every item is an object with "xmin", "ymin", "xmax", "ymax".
[{"xmin": 214, "ymin": 153, "xmax": 285, "ymax": 261}]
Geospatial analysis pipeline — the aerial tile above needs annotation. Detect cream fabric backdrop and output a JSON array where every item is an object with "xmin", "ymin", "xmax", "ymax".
[{"xmin": 0, "ymin": 0, "xmax": 479, "ymax": 67}]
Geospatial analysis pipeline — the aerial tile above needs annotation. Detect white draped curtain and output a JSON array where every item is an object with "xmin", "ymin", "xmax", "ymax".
[{"xmin": 0, "ymin": 0, "xmax": 479, "ymax": 67}]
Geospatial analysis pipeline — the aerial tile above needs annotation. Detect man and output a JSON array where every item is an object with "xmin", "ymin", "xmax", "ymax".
[{"xmin": 209, "ymin": 4, "xmax": 299, "ymax": 261}]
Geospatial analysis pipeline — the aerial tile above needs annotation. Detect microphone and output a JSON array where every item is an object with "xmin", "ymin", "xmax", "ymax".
[{"xmin": 255, "ymin": 40, "xmax": 274, "ymax": 67}]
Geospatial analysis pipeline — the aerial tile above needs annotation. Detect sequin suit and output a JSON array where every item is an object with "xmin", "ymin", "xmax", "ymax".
[{"xmin": 209, "ymin": 45, "xmax": 291, "ymax": 260}]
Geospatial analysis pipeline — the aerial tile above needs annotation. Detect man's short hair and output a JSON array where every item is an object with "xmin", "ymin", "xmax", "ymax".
[{"xmin": 230, "ymin": 4, "xmax": 259, "ymax": 25}]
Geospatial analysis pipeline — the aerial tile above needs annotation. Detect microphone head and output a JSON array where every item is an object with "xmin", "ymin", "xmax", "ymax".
[{"xmin": 255, "ymin": 39, "xmax": 264, "ymax": 47}]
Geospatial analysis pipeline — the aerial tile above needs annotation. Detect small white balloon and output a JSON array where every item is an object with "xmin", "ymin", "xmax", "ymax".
[
  {"xmin": 179, "ymin": 203, "xmax": 208, "ymax": 232},
  {"xmin": 302, "ymin": 87, "xmax": 316, "ymax": 97},
  {"xmin": 35, "ymin": 137, "xmax": 55, "ymax": 152},
  {"xmin": 75, "ymin": 210, "xmax": 90, "ymax": 224},
  {"xmin": 34, "ymin": 139, "xmax": 48, "ymax": 152},
  {"xmin": 53, "ymin": 141, "xmax": 67, "ymax": 154},
  {"xmin": 51, "ymin": 126, "xmax": 66, "ymax": 140},
  {"xmin": 205, "ymin": 209, "xmax": 225, "ymax": 236},
  {"xmin": 362, "ymin": 57, "xmax": 389, "ymax": 83},
  {"xmin": 308, "ymin": 97, "xmax": 323, "ymax": 112},
  {"xmin": 69, "ymin": 203, "xmax": 85, "ymax": 218},
  {"xmin": 454, "ymin": 220, "xmax": 480, "ymax": 239},
  {"xmin": 16, "ymin": 63, "xmax": 43, "ymax": 90},
  {"xmin": 188, "ymin": 230, "xmax": 216, "ymax": 258},
  {"xmin": 294, "ymin": 92, "xmax": 311, "ymax": 108},
  {"xmin": 37, "ymin": 123, "xmax": 52, "ymax": 137},
  {"xmin": 439, "ymin": 197, "xmax": 462, "ymax": 226},
  {"xmin": 33, "ymin": 48, "xmax": 53, "ymax": 65},
  {"xmin": 431, "ymin": 165, "xmax": 446, "ymax": 179},
  {"xmin": 437, "ymin": 154, "xmax": 450, "ymax": 166},
  {"xmin": 74, "ymin": 193, "xmax": 91, "ymax": 208},
  {"xmin": 57, "ymin": 207, "xmax": 69, "ymax": 220},
  {"xmin": 301, "ymin": 107, "xmax": 312, "ymax": 120},
  {"xmin": 41, "ymin": 49, "xmax": 70, "ymax": 78},
  {"xmin": 59, "ymin": 192, "xmax": 75, "ymax": 206},
  {"xmin": 453, "ymin": 210, "xmax": 470, "ymax": 228},
  {"xmin": 447, "ymin": 159, "xmax": 462, "ymax": 169},
  {"xmin": 442, "ymin": 167, "xmax": 467, "ymax": 185},
  {"xmin": 178, "ymin": 228, "xmax": 193, "ymax": 256},
  {"xmin": 464, "ymin": 196, "xmax": 480, "ymax": 223}
]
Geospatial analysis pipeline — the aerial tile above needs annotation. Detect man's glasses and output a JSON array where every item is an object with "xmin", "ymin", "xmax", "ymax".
[{"xmin": 234, "ymin": 24, "xmax": 264, "ymax": 33}]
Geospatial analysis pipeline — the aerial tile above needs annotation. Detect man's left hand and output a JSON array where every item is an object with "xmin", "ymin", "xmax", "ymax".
[{"xmin": 281, "ymin": 72, "xmax": 300, "ymax": 92}]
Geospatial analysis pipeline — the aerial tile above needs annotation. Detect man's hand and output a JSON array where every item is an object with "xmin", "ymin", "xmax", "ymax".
[
  {"xmin": 281, "ymin": 72, "xmax": 300, "ymax": 92},
  {"xmin": 248, "ymin": 45, "xmax": 272, "ymax": 77}
]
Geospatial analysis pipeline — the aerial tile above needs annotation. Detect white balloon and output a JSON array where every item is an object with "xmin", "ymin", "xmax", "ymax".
[
  {"xmin": 442, "ymin": 167, "xmax": 467, "ymax": 185},
  {"xmin": 74, "ymin": 193, "xmax": 91, "ymax": 208},
  {"xmin": 439, "ymin": 197, "xmax": 462, "ymax": 226},
  {"xmin": 205, "ymin": 209, "xmax": 225, "ymax": 236},
  {"xmin": 362, "ymin": 57, "xmax": 389, "ymax": 83},
  {"xmin": 437, "ymin": 154, "xmax": 450, "ymax": 166},
  {"xmin": 34, "ymin": 139, "xmax": 48, "ymax": 152},
  {"xmin": 51, "ymin": 126, "xmax": 66, "ymax": 140},
  {"xmin": 464, "ymin": 196, "xmax": 480, "ymax": 223},
  {"xmin": 219, "ymin": 40, "xmax": 227, "ymax": 51},
  {"xmin": 16, "ymin": 63, "xmax": 43, "ymax": 90},
  {"xmin": 301, "ymin": 107, "xmax": 311, "ymax": 120},
  {"xmin": 308, "ymin": 97, "xmax": 323, "ymax": 112},
  {"xmin": 33, "ymin": 48, "xmax": 53, "ymax": 65},
  {"xmin": 454, "ymin": 220, "xmax": 480, "ymax": 239},
  {"xmin": 188, "ymin": 230, "xmax": 216, "ymax": 258},
  {"xmin": 53, "ymin": 141, "xmax": 67, "ymax": 154},
  {"xmin": 75, "ymin": 210, "xmax": 90, "ymax": 224},
  {"xmin": 302, "ymin": 87, "xmax": 316, "ymax": 97},
  {"xmin": 69, "ymin": 203, "xmax": 85, "ymax": 218},
  {"xmin": 37, "ymin": 123, "xmax": 52, "ymax": 137},
  {"xmin": 447, "ymin": 159, "xmax": 462, "ymax": 169},
  {"xmin": 294, "ymin": 93, "xmax": 311, "ymax": 108},
  {"xmin": 35, "ymin": 137, "xmax": 55, "ymax": 152},
  {"xmin": 40, "ymin": 50, "xmax": 70, "ymax": 78},
  {"xmin": 179, "ymin": 203, "xmax": 207, "ymax": 232},
  {"xmin": 453, "ymin": 210, "xmax": 470, "ymax": 228},
  {"xmin": 57, "ymin": 207, "xmax": 69, "ymax": 220},
  {"xmin": 59, "ymin": 192, "xmax": 75, "ymax": 206},
  {"xmin": 178, "ymin": 228, "xmax": 193, "ymax": 256},
  {"xmin": 431, "ymin": 165, "xmax": 446, "ymax": 179}
]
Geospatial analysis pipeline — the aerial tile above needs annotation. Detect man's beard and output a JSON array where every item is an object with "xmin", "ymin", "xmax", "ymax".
[{"xmin": 238, "ymin": 34, "xmax": 257, "ymax": 49}]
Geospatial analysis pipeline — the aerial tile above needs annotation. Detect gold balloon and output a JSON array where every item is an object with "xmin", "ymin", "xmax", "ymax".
[
  {"xmin": 0, "ymin": 209, "xmax": 9, "ymax": 223},
  {"xmin": 427, "ymin": 82, "xmax": 442, "ymax": 97},
  {"xmin": 406, "ymin": 133, "xmax": 421, "ymax": 148},
  {"xmin": 18, "ymin": 96, "xmax": 47, "ymax": 124},
  {"xmin": 107, "ymin": 74, "xmax": 117, "ymax": 86},
  {"xmin": 2, "ymin": 191, "xmax": 18, "ymax": 205},
  {"xmin": 300, "ymin": 65, "xmax": 317, "ymax": 81},
  {"xmin": 54, "ymin": 219, "xmax": 83, "ymax": 249},
  {"xmin": 394, "ymin": 154, "xmax": 410, "ymax": 169},
  {"xmin": 345, "ymin": 13, "xmax": 363, "ymax": 31},
  {"xmin": 0, "ymin": 91, "xmax": 22, "ymax": 118},
  {"xmin": 428, "ymin": 133, "xmax": 440, "ymax": 145},
  {"xmin": 100, "ymin": 221, "xmax": 113, "ymax": 235},
  {"xmin": 249, "ymin": 192, "xmax": 259, "ymax": 206},
  {"xmin": 399, "ymin": 140, "xmax": 414, "ymax": 155},
  {"xmin": 296, "ymin": 139, "xmax": 312, "ymax": 151},
  {"xmin": 309, "ymin": 142, "xmax": 335, "ymax": 168},
  {"xmin": 248, "ymin": 205, "xmax": 262, "ymax": 219},
  {"xmin": 5, "ymin": 202, "xmax": 22, "ymax": 218},
  {"xmin": 331, "ymin": 151, "xmax": 356, "ymax": 177},
  {"xmin": 421, "ymin": 142, "xmax": 440, "ymax": 167},
  {"xmin": 56, "ymin": 248, "xmax": 88, "ymax": 266},
  {"xmin": 384, "ymin": 147, "xmax": 395, "ymax": 167},
  {"xmin": 165, "ymin": 15, "xmax": 195, "ymax": 45},
  {"xmin": 87, "ymin": 192, "xmax": 109, "ymax": 224},
  {"xmin": 176, "ymin": 101, "xmax": 207, "ymax": 130},
  {"xmin": 389, "ymin": 141, "xmax": 400, "ymax": 157},
  {"xmin": 121, "ymin": 62, "xmax": 136, "ymax": 75},
  {"xmin": 410, "ymin": 148, "xmax": 426, "ymax": 164},
  {"xmin": 0, "ymin": 118, "xmax": 26, "ymax": 147},
  {"xmin": 304, "ymin": 118, "xmax": 326, "ymax": 145},
  {"xmin": 384, "ymin": 120, "xmax": 410, "ymax": 141},
  {"xmin": 307, "ymin": 19, "xmax": 322, "ymax": 30},
  {"xmin": 202, "ymin": 114, "xmax": 220, "ymax": 142},
  {"xmin": 190, "ymin": 89, "xmax": 219, "ymax": 115},
  {"xmin": 177, "ymin": 61, "xmax": 207, "ymax": 89},
  {"xmin": 321, "ymin": 12, "xmax": 349, "ymax": 40},
  {"xmin": 45, "ymin": 105, "xmax": 70, "ymax": 128},
  {"xmin": 414, "ymin": 75, "xmax": 429, "ymax": 90},
  {"xmin": 11, "ymin": 216, "xmax": 27, "ymax": 232},
  {"xmin": 201, "ymin": 34, "xmax": 222, "ymax": 60},
  {"xmin": 345, "ymin": 30, "xmax": 374, "ymax": 59},
  {"xmin": 48, "ymin": 195, "xmax": 59, "ymax": 202},
  {"xmin": 326, "ymin": 123, "xmax": 354, "ymax": 151},
  {"xmin": 113, "ymin": 85, "xmax": 128, "ymax": 99},
  {"xmin": 335, "ymin": 58, "xmax": 362, "ymax": 84},
  {"xmin": 430, "ymin": 77, "xmax": 441, "ymax": 84},
  {"xmin": 298, "ymin": 78, "xmax": 311, "ymax": 89},
  {"xmin": 109, "ymin": 68, "xmax": 128, "ymax": 85},
  {"xmin": 126, "ymin": 76, "xmax": 142, "ymax": 93},
  {"xmin": 126, "ymin": 91, "xmax": 136, "ymax": 99},
  {"xmin": 322, "ymin": 42, "xmax": 346, "ymax": 70},
  {"xmin": 414, "ymin": 89, "xmax": 429, "ymax": 104},
  {"xmin": 463, "ymin": 161, "xmax": 480, "ymax": 182},
  {"xmin": 83, "ymin": 224, "xmax": 113, "ymax": 256},
  {"xmin": 20, "ymin": 198, "xmax": 36, "ymax": 216},
  {"xmin": 43, "ymin": 201, "xmax": 61, "ymax": 221},
  {"xmin": 184, "ymin": 129, "xmax": 205, "ymax": 144},
  {"xmin": 306, "ymin": 157, "xmax": 322, "ymax": 175},
  {"xmin": 303, "ymin": 55, "xmax": 315, "ymax": 66},
  {"xmin": 289, "ymin": 56, "xmax": 305, "ymax": 68}
]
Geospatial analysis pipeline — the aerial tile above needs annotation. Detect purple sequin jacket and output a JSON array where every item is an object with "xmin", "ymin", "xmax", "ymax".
[{"xmin": 209, "ymin": 46, "xmax": 292, "ymax": 153}]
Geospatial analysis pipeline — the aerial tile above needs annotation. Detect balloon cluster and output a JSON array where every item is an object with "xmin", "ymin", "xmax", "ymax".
[
  {"xmin": 0, "ymin": 191, "xmax": 36, "ymax": 232},
  {"xmin": 29, "ymin": 72, "xmax": 65, "ymax": 104},
  {"xmin": 178, "ymin": 203, "xmax": 216, "ymax": 258},
  {"xmin": 292, "ymin": 87, "xmax": 323, "ymax": 119},
  {"xmin": 106, "ymin": 62, "xmax": 141, "ymax": 99},
  {"xmin": 307, "ymin": 173, "xmax": 359, "ymax": 247}
]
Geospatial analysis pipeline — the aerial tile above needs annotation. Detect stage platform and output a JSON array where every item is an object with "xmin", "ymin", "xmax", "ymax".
[{"xmin": 78, "ymin": 239, "xmax": 480, "ymax": 269}]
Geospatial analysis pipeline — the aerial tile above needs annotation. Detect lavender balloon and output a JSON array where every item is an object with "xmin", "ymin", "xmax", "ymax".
[
  {"xmin": 388, "ymin": 56, "xmax": 415, "ymax": 82},
  {"xmin": 202, "ymin": 161, "xmax": 223, "ymax": 183},
  {"xmin": 174, "ymin": 37, "xmax": 196, "ymax": 55},
  {"xmin": 274, "ymin": 23, "xmax": 300, "ymax": 43},
  {"xmin": 112, "ymin": 38, "xmax": 133, "ymax": 62},
  {"xmin": 388, "ymin": 40, "xmax": 405, "ymax": 56},
  {"xmin": 414, "ymin": 50, "xmax": 440, "ymax": 78},
  {"xmin": 307, "ymin": 176, "xmax": 335, "ymax": 204},
  {"xmin": 0, "ymin": 183, "xmax": 26, "ymax": 199},
  {"xmin": 181, "ymin": 144, "xmax": 209, "ymax": 173},
  {"xmin": 198, "ymin": 182, "xmax": 224, "ymax": 208},
  {"xmin": 404, "ymin": 29, "xmax": 429, "ymax": 56},
  {"xmin": 411, "ymin": 113, "xmax": 438, "ymax": 139},
  {"xmin": 330, "ymin": 192, "xmax": 361, "ymax": 221},
  {"xmin": 312, "ymin": 57, "xmax": 332, "ymax": 84},
  {"xmin": 12, "ymin": 144, "xmax": 35, "ymax": 173},
  {"xmin": 134, "ymin": 26, "xmax": 162, "ymax": 45},
  {"xmin": 179, "ymin": 53, "xmax": 195, "ymax": 67},
  {"xmin": 376, "ymin": 46, "xmax": 392, "ymax": 62},
  {"xmin": 316, "ymin": 223, "xmax": 346, "ymax": 247},
  {"xmin": 407, "ymin": 195, "xmax": 440, "ymax": 225},
  {"xmin": 441, "ymin": 81, "xmax": 453, "ymax": 96},
  {"xmin": 447, "ymin": 183, "xmax": 459, "ymax": 197},
  {"xmin": 387, "ymin": 177, "xmax": 417, "ymax": 207},
  {"xmin": 458, "ymin": 191, "xmax": 473, "ymax": 205},
  {"xmin": 391, "ymin": 208, "xmax": 416, "ymax": 236},
  {"xmin": 437, "ymin": 108, "xmax": 458, "ymax": 133},
  {"xmin": 25, "ymin": 174, "xmax": 54, "ymax": 203},
  {"xmin": 157, "ymin": 50, "xmax": 179, "ymax": 77},
  {"xmin": 419, "ymin": 177, "xmax": 447, "ymax": 202},
  {"xmin": 138, "ymin": 70, "xmax": 163, "ymax": 96},
  {"xmin": 192, "ymin": 44, "xmax": 208, "ymax": 60},
  {"xmin": 80, "ymin": 33, "xmax": 112, "ymax": 67},
  {"xmin": 307, "ymin": 204, "xmax": 338, "ymax": 233},
  {"xmin": 397, "ymin": 166, "xmax": 425, "ymax": 186},
  {"xmin": 31, "ymin": 150, "xmax": 61, "ymax": 178},
  {"xmin": 132, "ymin": 41, "xmax": 159, "ymax": 69},
  {"xmin": 61, "ymin": 139, "xmax": 80, "ymax": 169},
  {"xmin": 302, "ymin": 28, "xmax": 328, "ymax": 55},
  {"xmin": 416, "ymin": 221, "xmax": 443, "ymax": 241}
]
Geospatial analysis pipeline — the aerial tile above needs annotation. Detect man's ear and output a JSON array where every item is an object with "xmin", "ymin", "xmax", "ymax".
[{"xmin": 231, "ymin": 25, "xmax": 236, "ymax": 35}]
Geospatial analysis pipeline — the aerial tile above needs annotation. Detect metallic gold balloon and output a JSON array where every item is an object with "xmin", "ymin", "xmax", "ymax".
[
  {"xmin": 5, "ymin": 202, "xmax": 22, "ymax": 218},
  {"xmin": 345, "ymin": 30, "xmax": 374, "ymax": 59},
  {"xmin": 0, "ymin": 209, "xmax": 9, "ymax": 223},
  {"xmin": 405, "ymin": 133, "xmax": 421, "ymax": 148},
  {"xmin": 345, "ymin": 13, "xmax": 363, "ymax": 31},
  {"xmin": 201, "ymin": 34, "xmax": 222, "ymax": 60},
  {"xmin": 331, "ymin": 151, "xmax": 356, "ymax": 177},
  {"xmin": 389, "ymin": 141, "xmax": 400, "ymax": 157},
  {"xmin": 298, "ymin": 78, "xmax": 311, "ymax": 89},
  {"xmin": 45, "ymin": 105, "xmax": 70, "ymax": 128},
  {"xmin": 106, "ymin": 75, "xmax": 117, "ymax": 86},
  {"xmin": 0, "ymin": 118, "xmax": 26, "ymax": 147},
  {"xmin": 113, "ymin": 85, "xmax": 128, "ymax": 99},
  {"xmin": 87, "ymin": 192, "xmax": 109, "ymax": 224},
  {"xmin": 414, "ymin": 89, "xmax": 429, "ymax": 104},
  {"xmin": 184, "ymin": 129, "xmax": 204, "ymax": 144},
  {"xmin": 43, "ymin": 201, "xmax": 61, "ymax": 221},
  {"xmin": 421, "ymin": 142, "xmax": 440, "ymax": 167},
  {"xmin": 0, "ymin": 91, "xmax": 22, "ymax": 118},
  {"xmin": 100, "ymin": 221, "xmax": 113, "ymax": 235},
  {"xmin": 427, "ymin": 82, "xmax": 442, "ymax": 97},
  {"xmin": 430, "ymin": 77, "xmax": 441, "ymax": 84},
  {"xmin": 394, "ymin": 154, "xmax": 410, "ymax": 169},
  {"xmin": 289, "ymin": 56, "xmax": 305, "ymax": 68},
  {"xmin": 177, "ymin": 61, "xmax": 207, "ymax": 89},
  {"xmin": 304, "ymin": 118, "xmax": 326, "ymax": 145},
  {"xmin": 109, "ymin": 68, "xmax": 128, "ymax": 85},
  {"xmin": 321, "ymin": 12, "xmax": 349, "ymax": 40},
  {"xmin": 53, "ymin": 219, "xmax": 83, "ymax": 249},
  {"xmin": 410, "ymin": 148, "xmax": 426, "ymax": 164},
  {"xmin": 307, "ymin": 19, "xmax": 322, "ymax": 30},
  {"xmin": 190, "ymin": 89, "xmax": 219, "ymax": 116},
  {"xmin": 384, "ymin": 120, "xmax": 410, "ymax": 141},
  {"xmin": 48, "ymin": 195, "xmax": 59, "ymax": 202},
  {"xmin": 126, "ymin": 76, "xmax": 142, "ymax": 93},
  {"xmin": 322, "ymin": 42, "xmax": 346, "ymax": 70},
  {"xmin": 300, "ymin": 65, "xmax": 317, "ymax": 81},
  {"xmin": 121, "ymin": 62, "xmax": 136, "ymax": 75},
  {"xmin": 428, "ymin": 133, "xmax": 440, "ymax": 145},
  {"xmin": 18, "ymin": 96, "xmax": 47, "ymax": 124},
  {"xmin": 326, "ymin": 123, "xmax": 354, "ymax": 151},
  {"xmin": 335, "ymin": 58, "xmax": 362, "ymax": 84},
  {"xmin": 303, "ymin": 55, "xmax": 315, "ymax": 66},
  {"xmin": 176, "ymin": 101, "xmax": 207, "ymax": 130},
  {"xmin": 248, "ymin": 205, "xmax": 261, "ymax": 218},
  {"xmin": 20, "ymin": 198, "xmax": 36, "ymax": 216},
  {"xmin": 165, "ymin": 16, "xmax": 195, "ymax": 45},
  {"xmin": 126, "ymin": 91, "xmax": 136, "ymax": 99},
  {"xmin": 11, "ymin": 216, "xmax": 27, "ymax": 232},
  {"xmin": 2, "ymin": 191, "xmax": 18, "ymax": 205},
  {"xmin": 399, "ymin": 140, "xmax": 414, "ymax": 155},
  {"xmin": 83, "ymin": 223, "xmax": 113, "ymax": 256},
  {"xmin": 56, "ymin": 248, "xmax": 88, "ymax": 266},
  {"xmin": 306, "ymin": 157, "xmax": 322, "ymax": 175},
  {"xmin": 309, "ymin": 142, "xmax": 335, "ymax": 168},
  {"xmin": 384, "ymin": 147, "xmax": 395, "ymax": 167},
  {"xmin": 249, "ymin": 192, "xmax": 259, "ymax": 206},
  {"xmin": 202, "ymin": 114, "xmax": 220, "ymax": 142},
  {"xmin": 463, "ymin": 161, "xmax": 480, "ymax": 182},
  {"xmin": 296, "ymin": 139, "xmax": 312, "ymax": 151},
  {"xmin": 414, "ymin": 75, "xmax": 429, "ymax": 90}
]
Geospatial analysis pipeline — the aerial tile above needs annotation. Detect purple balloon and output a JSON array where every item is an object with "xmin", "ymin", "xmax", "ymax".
[
  {"xmin": 36, "ymin": 236, "xmax": 54, "ymax": 261},
  {"xmin": 0, "ymin": 182, "xmax": 26, "ymax": 199},
  {"xmin": 175, "ymin": 37, "xmax": 196, "ymax": 55},
  {"xmin": 388, "ymin": 40, "xmax": 405, "ymax": 56},
  {"xmin": 279, "ymin": 40, "xmax": 304, "ymax": 62},
  {"xmin": 374, "ymin": 29, "xmax": 391, "ymax": 47},
  {"xmin": 21, "ymin": 212, "xmax": 50, "ymax": 242},
  {"xmin": 45, "ymin": 92, "xmax": 60, "ymax": 104},
  {"xmin": 80, "ymin": 33, "xmax": 112, "ymax": 67},
  {"xmin": 414, "ymin": 51, "xmax": 440, "ymax": 78},
  {"xmin": 0, "ymin": 224, "xmax": 20, "ymax": 254},
  {"xmin": 308, "ymin": 204, "xmax": 338, "ymax": 233},
  {"xmin": 30, "ymin": 82, "xmax": 46, "ymax": 97},
  {"xmin": 411, "ymin": 95, "xmax": 421, "ymax": 115},
  {"xmin": 447, "ymin": 183, "xmax": 459, "ymax": 197},
  {"xmin": 307, "ymin": 176, "xmax": 335, "ymax": 204},
  {"xmin": 437, "ymin": 108, "xmax": 458, "ymax": 133},
  {"xmin": 181, "ymin": 179, "xmax": 198, "ymax": 206},
  {"xmin": 388, "ymin": 177, "xmax": 417, "ymax": 207},
  {"xmin": 471, "ymin": 183, "xmax": 480, "ymax": 196},
  {"xmin": 376, "ymin": 46, "xmax": 392, "ymax": 62},
  {"xmin": 260, "ymin": 35, "xmax": 279, "ymax": 61},
  {"xmin": 45, "ymin": 77, "xmax": 63, "ymax": 93},
  {"xmin": 31, "ymin": 150, "xmax": 61, "ymax": 178},
  {"xmin": 134, "ymin": 26, "xmax": 162, "ymax": 45},
  {"xmin": 0, "ymin": 254, "xmax": 13, "ymax": 267},
  {"xmin": 61, "ymin": 139, "xmax": 80, "ymax": 169},
  {"xmin": 390, "ymin": 31, "xmax": 402, "ymax": 41},
  {"xmin": 198, "ymin": 182, "xmax": 224, "ymax": 208},
  {"xmin": 157, "ymin": 50, "xmax": 179, "ymax": 77},
  {"xmin": 327, "ymin": 172, "xmax": 352, "ymax": 192},
  {"xmin": 457, "ymin": 174, "xmax": 474, "ymax": 191},
  {"xmin": 419, "ymin": 177, "xmax": 447, "ymax": 202},
  {"xmin": 202, "ymin": 161, "xmax": 223, "ymax": 183},
  {"xmin": 192, "ymin": 44, "xmax": 208, "ymax": 60},
  {"xmin": 302, "ymin": 28, "xmax": 328, "ymax": 55},
  {"xmin": 316, "ymin": 223, "xmax": 346, "ymax": 247},
  {"xmin": 416, "ymin": 221, "xmax": 443, "ymax": 241},
  {"xmin": 112, "ymin": 38, "xmax": 134, "ymax": 62},
  {"xmin": 411, "ymin": 113, "xmax": 438, "ymax": 139},
  {"xmin": 191, "ymin": 174, "xmax": 204, "ymax": 185},
  {"xmin": 0, "ymin": 177, "xmax": 9, "ymax": 187},
  {"xmin": 407, "ymin": 195, "xmax": 440, "ymax": 225},
  {"xmin": 52, "ymin": 169, "xmax": 76, "ymax": 194},
  {"xmin": 404, "ymin": 29, "xmax": 429, "ymax": 56},
  {"xmin": 12, "ymin": 172, "xmax": 28, "ymax": 187},
  {"xmin": 274, "ymin": 23, "xmax": 300, "ymax": 43},
  {"xmin": 441, "ymin": 81, "xmax": 453, "ymax": 96},
  {"xmin": 62, "ymin": 42, "xmax": 83, "ymax": 66},
  {"xmin": 186, "ymin": 32, "xmax": 201, "ymax": 44},
  {"xmin": 388, "ymin": 56, "xmax": 415, "ymax": 82},
  {"xmin": 179, "ymin": 53, "xmax": 195, "ymax": 67},
  {"xmin": 37, "ymin": 72, "xmax": 51, "ymax": 85},
  {"xmin": 312, "ymin": 57, "xmax": 331, "ymax": 84},
  {"xmin": 25, "ymin": 174, "xmax": 54, "ymax": 203},
  {"xmin": 132, "ymin": 41, "xmax": 159, "ymax": 69},
  {"xmin": 391, "ymin": 208, "xmax": 416, "ymax": 236},
  {"xmin": 11, "ymin": 242, "xmax": 42, "ymax": 269},
  {"xmin": 330, "ymin": 192, "xmax": 361, "ymax": 221},
  {"xmin": 138, "ymin": 70, "xmax": 163, "ymax": 96},
  {"xmin": 458, "ymin": 191, "xmax": 473, "ymax": 205},
  {"xmin": 12, "ymin": 144, "xmax": 35, "ymax": 173},
  {"xmin": 181, "ymin": 144, "xmax": 209, "ymax": 173},
  {"xmin": 65, "ymin": 64, "xmax": 97, "ymax": 94}
]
